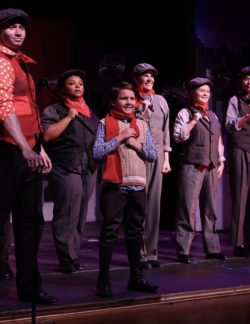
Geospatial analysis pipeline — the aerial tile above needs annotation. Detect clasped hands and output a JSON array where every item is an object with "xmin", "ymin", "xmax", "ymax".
[{"xmin": 118, "ymin": 128, "xmax": 141, "ymax": 151}]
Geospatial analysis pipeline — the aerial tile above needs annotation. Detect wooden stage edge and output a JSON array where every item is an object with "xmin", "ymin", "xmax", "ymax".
[{"xmin": 1, "ymin": 285, "xmax": 250, "ymax": 323}]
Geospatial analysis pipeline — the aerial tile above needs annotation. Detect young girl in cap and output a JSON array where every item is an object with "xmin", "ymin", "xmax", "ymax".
[{"xmin": 173, "ymin": 77, "xmax": 225, "ymax": 263}]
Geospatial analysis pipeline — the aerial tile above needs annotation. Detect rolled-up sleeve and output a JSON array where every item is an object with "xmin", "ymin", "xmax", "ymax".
[
  {"xmin": 173, "ymin": 108, "xmax": 191, "ymax": 142},
  {"xmin": 0, "ymin": 58, "xmax": 15, "ymax": 121},
  {"xmin": 225, "ymin": 96, "xmax": 242, "ymax": 133},
  {"xmin": 40, "ymin": 105, "xmax": 61, "ymax": 132}
]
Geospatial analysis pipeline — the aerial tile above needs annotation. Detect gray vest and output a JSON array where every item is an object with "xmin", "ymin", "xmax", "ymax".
[{"xmin": 180, "ymin": 108, "xmax": 221, "ymax": 168}]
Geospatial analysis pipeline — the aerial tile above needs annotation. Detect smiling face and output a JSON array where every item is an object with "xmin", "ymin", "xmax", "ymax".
[
  {"xmin": 135, "ymin": 71, "xmax": 155, "ymax": 92},
  {"xmin": 191, "ymin": 84, "xmax": 211, "ymax": 104},
  {"xmin": 0, "ymin": 23, "xmax": 26, "ymax": 50},
  {"xmin": 62, "ymin": 75, "xmax": 84, "ymax": 99},
  {"xmin": 113, "ymin": 89, "xmax": 136, "ymax": 115}
]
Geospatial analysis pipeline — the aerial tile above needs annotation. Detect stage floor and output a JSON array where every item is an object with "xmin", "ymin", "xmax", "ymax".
[{"xmin": 1, "ymin": 223, "xmax": 250, "ymax": 323}]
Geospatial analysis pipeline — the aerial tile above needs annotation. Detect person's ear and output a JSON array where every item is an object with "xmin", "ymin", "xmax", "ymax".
[{"xmin": 109, "ymin": 99, "xmax": 115, "ymax": 107}]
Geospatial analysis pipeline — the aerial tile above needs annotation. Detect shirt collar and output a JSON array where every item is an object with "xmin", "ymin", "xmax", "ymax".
[{"xmin": 0, "ymin": 44, "xmax": 36, "ymax": 63}]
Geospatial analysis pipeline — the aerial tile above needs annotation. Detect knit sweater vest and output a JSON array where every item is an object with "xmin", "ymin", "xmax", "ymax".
[{"xmin": 102, "ymin": 118, "xmax": 148, "ymax": 186}]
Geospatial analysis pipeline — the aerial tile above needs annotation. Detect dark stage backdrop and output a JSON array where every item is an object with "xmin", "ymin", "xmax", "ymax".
[
  {"xmin": 1, "ymin": 0, "xmax": 194, "ymax": 110},
  {"xmin": 0, "ymin": 0, "xmax": 194, "ymax": 228}
]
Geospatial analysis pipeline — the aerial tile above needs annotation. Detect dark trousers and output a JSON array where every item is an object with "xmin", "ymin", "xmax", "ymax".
[
  {"xmin": 98, "ymin": 182, "xmax": 146, "ymax": 283},
  {"xmin": 0, "ymin": 211, "xmax": 12, "ymax": 270},
  {"xmin": 0, "ymin": 141, "xmax": 44, "ymax": 297},
  {"xmin": 99, "ymin": 182, "xmax": 146, "ymax": 247}
]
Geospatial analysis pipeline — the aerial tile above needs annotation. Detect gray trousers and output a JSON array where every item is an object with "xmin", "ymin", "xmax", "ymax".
[
  {"xmin": 176, "ymin": 163, "xmax": 221, "ymax": 256},
  {"xmin": 229, "ymin": 148, "xmax": 250, "ymax": 246},
  {"xmin": 141, "ymin": 152, "xmax": 164, "ymax": 261},
  {"xmin": 50, "ymin": 164, "xmax": 93, "ymax": 265}
]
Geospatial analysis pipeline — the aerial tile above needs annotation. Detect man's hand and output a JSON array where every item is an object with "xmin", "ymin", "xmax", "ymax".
[
  {"xmin": 39, "ymin": 146, "xmax": 52, "ymax": 173},
  {"xmin": 21, "ymin": 146, "xmax": 44, "ymax": 170},
  {"xmin": 21, "ymin": 146, "xmax": 52, "ymax": 173}
]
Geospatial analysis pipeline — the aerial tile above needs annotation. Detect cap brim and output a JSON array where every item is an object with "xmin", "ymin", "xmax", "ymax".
[{"xmin": 0, "ymin": 16, "xmax": 29, "ymax": 27}]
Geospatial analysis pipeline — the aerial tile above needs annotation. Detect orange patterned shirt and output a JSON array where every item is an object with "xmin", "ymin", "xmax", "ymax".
[{"xmin": 0, "ymin": 45, "xmax": 16, "ymax": 121}]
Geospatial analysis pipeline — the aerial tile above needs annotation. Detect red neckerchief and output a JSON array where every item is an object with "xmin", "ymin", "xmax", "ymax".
[
  {"xmin": 136, "ymin": 86, "xmax": 155, "ymax": 108},
  {"xmin": 61, "ymin": 96, "xmax": 90, "ymax": 118},
  {"xmin": 194, "ymin": 101, "xmax": 209, "ymax": 116},
  {"xmin": 15, "ymin": 52, "xmax": 37, "ymax": 64}
]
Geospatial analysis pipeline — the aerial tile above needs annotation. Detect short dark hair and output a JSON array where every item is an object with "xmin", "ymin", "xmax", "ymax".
[{"xmin": 109, "ymin": 81, "xmax": 139, "ymax": 104}]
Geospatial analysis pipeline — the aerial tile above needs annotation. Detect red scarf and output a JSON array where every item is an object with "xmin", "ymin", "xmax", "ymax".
[
  {"xmin": 194, "ymin": 102, "xmax": 209, "ymax": 116},
  {"xmin": 103, "ymin": 110, "xmax": 140, "ymax": 184},
  {"xmin": 136, "ymin": 86, "xmax": 155, "ymax": 108},
  {"xmin": 61, "ymin": 96, "xmax": 90, "ymax": 118},
  {"xmin": 15, "ymin": 52, "xmax": 37, "ymax": 64}
]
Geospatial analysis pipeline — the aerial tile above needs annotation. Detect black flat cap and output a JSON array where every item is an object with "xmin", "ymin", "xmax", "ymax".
[
  {"xmin": 0, "ymin": 8, "xmax": 29, "ymax": 27},
  {"xmin": 57, "ymin": 69, "xmax": 86, "ymax": 88},
  {"xmin": 187, "ymin": 77, "xmax": 213, "ymax": 92}
]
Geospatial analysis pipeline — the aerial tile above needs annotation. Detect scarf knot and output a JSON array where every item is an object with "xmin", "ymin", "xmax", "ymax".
[{"xmin": 61, "ymin": 96, "xmax": 90, "ymax": 118}]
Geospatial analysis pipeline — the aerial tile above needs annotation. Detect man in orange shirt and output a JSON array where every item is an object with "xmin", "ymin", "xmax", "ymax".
[{"xmin": 0, "ymin": 8, "xmax": 57, "ymax": 304}]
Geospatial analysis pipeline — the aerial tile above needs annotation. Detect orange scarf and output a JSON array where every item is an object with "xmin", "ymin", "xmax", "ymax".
[
  {"xmin": 194, "ymin": 102, "xmax": 209, "ymax": 116},
  {"xmin": 61, "ymin": 96, "xmax": 90, "ymax": 118},
  {"xmin": 136, "ymin": 86, "xmax": 155, "ymax": 108},
  {"xmin": 103, "ymin": 110, "xmax": 140, "ymax": 184},
  {"xmin": 15, "ymin": 52, "xmax": 37, "ymax": 64}
]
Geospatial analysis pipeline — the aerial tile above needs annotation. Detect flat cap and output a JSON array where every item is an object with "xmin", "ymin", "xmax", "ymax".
[
  {"xmin": 187, "ymin": 77, "xmax": 213, "ymax": 92},
  {"xmin": 132, "ymin": 63, "xmax": 158, "ymax": 78},
  {"xmin": 238, "ymin": 66, "xmax": 250, "ymax": 79},
  {"xmin": 57, "ymin": 69, "xmax": 86, "ymax": 88},
  {"xmin": 0, "ymin": 8, "xmax": 29, "ymax": 27}
]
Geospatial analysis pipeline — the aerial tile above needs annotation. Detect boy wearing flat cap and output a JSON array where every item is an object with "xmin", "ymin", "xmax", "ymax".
[
  {"xmin": 0, "ymin": 8, "xmax": 57, "ymax": 304},
  {"xmin": 225, "ymin": 67, "xmax": 250, "ymax": 257},
  {"xmin": 132, "ymin": 63, "xmax": 171, "ymax": 269}
]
